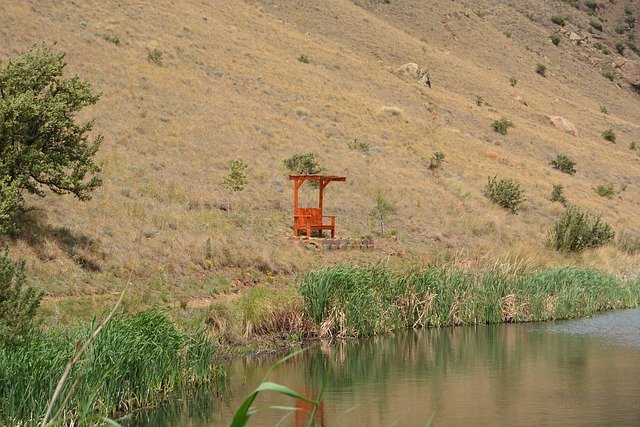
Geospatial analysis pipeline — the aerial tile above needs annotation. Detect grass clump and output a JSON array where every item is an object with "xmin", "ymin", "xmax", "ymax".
[
  {"xmin": 594, "ymin": 183, "xmax": 616, "ymax": 198},
  {"xmin": 600, "ymin": 105, "xmax": 609, "ymax": 114},
  {"xmin": 549, "ymin": 184, "xmax": 567, "ymax": 205},
  {"xmin": 147, "ymin": 48, "xmax": 163, "ymax": 65},
  {"xmin": 297, "ymin": 54, "xmax": 310, "ymax": 64},
  {"xmin": 427, "ymin": 151, "xmax": 445, "ymax": 170},
  {"xmin": 484, "ymin": 176, "xmax": 525, "ymax": 213},
  {"xmin": 238, "ymin": 286, "xmax": 307, "ymax": 337},
  {"xmin": 617, "ymin": 231, "xmax": 640, "ymax": 255},
  {"xmin": 548, "ymin": 206, "xmax": 614, "ymax": 252},
  {"xmin": 616, "ymin": 42, "xmax": 626, "ymax": 54},
  {"xmin": 602, "ymin": 69, "xmax": 615, "ymax": 80},
  {"xmin": 509, "ymin": 76, "xmax": 518, "ymax": 86},
  {"xmin": 536, "ymin": 63, "xmax": 547, "ymax": 76},
  {"xmin": 550, "ymin": 34, "xmax": 561, "ymax": 46},
  {"xmin": 491, "ymin": 118, "xmax": 514, "ymax": 135},
  {"xmin": 585, "ymin": 1, "xmax": 597, "ymax": 12},
  {"xmin": 299, "ymin": 265, "xmax": 638, "ymax": 337},
  {"xmin": 347, "ymin": 138, "xmax": 371, "ymax": 153},
  {"xmin": 550, "ymin": 154, "xmax": 577, "ymax": 175},
  {"xmin": 551, "ymin": 15, "xmax": 566, "ymax": 26},
  {"xmin": 630, "ymin": 141, "xmax": 637, "ymax": 150},
  {"xmin": 602, "ymin": 128, "xmax": 617, "ymax": 142},
  {"xmin": 101, "ymin": 34, "xmax": 121, "ymax": 45},
  {"xmin": 0, "ymin": 310, "xmax": 219, "ymax": 425}
]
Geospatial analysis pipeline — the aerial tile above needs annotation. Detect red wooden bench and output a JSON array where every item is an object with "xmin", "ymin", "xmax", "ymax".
[{"xmin": 290, "ymin": 175, "xmax": 346, "ymax": 238}]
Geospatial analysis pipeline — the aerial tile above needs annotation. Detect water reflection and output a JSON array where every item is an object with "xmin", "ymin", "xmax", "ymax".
[{"xmin": 127, "ymin": 309, "xmax": 640, "ymax": 426}]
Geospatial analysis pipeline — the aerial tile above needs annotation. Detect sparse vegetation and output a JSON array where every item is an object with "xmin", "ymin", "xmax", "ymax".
[
  {"xmin": 550, "ymin": 154, "xmax": 577, "ymax": 175},
  {"xmin": 427, "ymin": 151, "xmax": 445, "ymax": 170},
  {"xmin": 589, "ymin": 20, "xmax": 603, "ymax": 32},
  {"xmin": 147, "ymin": 48, "xmax": 163, "ymax": 65},
  {"xmin": 551, "ymin": 15, "xmax": 566, "ymax": 26},
  {"xmin": 348, "ymin": 138, "xmax": 371, "ymax": 153},
  {"xmin": 223, "ymin": 159, "xmax": 248, "ymax": 192},
  {"xmin": 585, "ymin": 1, "xmax": 598, "ymax": 12},
  {"xmin": 492, "ymin": 118, "xmax": 514, "ymax": 135},
  {"xmin": 602, "ymin": 128, "xmax": 617, "ymax": 142},
  {"xmin": 101, "ymin": 34, "xmax": 121, "ymax": 45},
  {"xmin": 484, "ymin": 176, "xmax": 525, "ymax": 213},
  {"xmin": 476, "ymin": 95, "xmax": 484, "ymax": 106},
  {"xmin": 595, "ymin": 43, "xmax": 612, "ymax": 55},
  {"xmin": 549, "ymin": 184, "xmax": 567, "ymax": 205},
  {"xmin": 536, "ymin": 63, "xmax": 547, "ymax": 76},
  {"xmin": 617, "ymin": 231, "xmax": 640, "ymax": 255},
  {"xmin": 630, "ymin": 141, "xmax": 637, "ymax": 150},
  {"xmin": 616, "ymin": 24, "xmax": 627, "ymax": 35},
  {"xmin": 549, "ymin": 206, "xmax": 615, "ymax": 252},
  {"xmin": 0, "ymin": 46, "xmax": 102, "ymax": 234},
  {"xmin": 509, "ymin": 76, "xmax": 518, "ymax": 86},
  {"xmin": 297, "ymin": 54, "xmax": 310, "ymax": 64},
  {"xmin": 600, "ymin": 105, "xmax": 609, "ymax": 114},
  {"xmin": 594, "ymin": 184, "xmax": 616, "ymax": 198},
  {"xmin": 616, "ymin": 42, "xmax": 626, "ymax": 54},
  {"xmin": 602, "ymin": 69, "xmax": 615, "ymax": 80},
  {"xmin": 550, "ymin": 34, "xmax": 561, "ymax": 46}
]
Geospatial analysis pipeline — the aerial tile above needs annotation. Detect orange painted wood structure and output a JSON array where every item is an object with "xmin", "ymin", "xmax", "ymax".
[{"xmin": 290, "ymin": 174, "xmax": 346, "ymax": 238}]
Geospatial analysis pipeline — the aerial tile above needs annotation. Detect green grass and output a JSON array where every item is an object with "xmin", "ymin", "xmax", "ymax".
[
  {"xmin": 299, "ymin": 265, "xmax": 640, "ymax": 337},
  {"xmin": 0, "ymin": 310, "xmax": 220, "ymax": 426}
]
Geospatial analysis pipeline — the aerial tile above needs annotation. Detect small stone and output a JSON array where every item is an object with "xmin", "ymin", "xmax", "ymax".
[{"xmin": 143, "ymin": 228, "xmax": 158, "ymax": 238}]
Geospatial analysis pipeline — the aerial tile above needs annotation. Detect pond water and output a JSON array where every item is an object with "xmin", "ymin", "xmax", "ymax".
[{"xmin": 126, "ymin": 309, "xmax": 640, "ymax": 426}]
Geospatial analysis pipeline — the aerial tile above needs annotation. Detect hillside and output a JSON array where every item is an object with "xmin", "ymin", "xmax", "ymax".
[{"xmin": 1, "ymin": 0, "xmax": 640, "ymax": 319}]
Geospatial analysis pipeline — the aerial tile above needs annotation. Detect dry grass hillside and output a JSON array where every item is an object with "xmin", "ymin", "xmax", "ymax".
[{"xmin": 1, "ymin": 0, "xmax": 640, "ymax": 319}]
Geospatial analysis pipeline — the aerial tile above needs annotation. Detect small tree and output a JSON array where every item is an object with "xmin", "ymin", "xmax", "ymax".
[
  {"xmin": 0, "ymin": 249, "xmax": 43, "ymax": 345},
  {"xmin": 222, "ymin": 159, "xmax": 248, "ymax": 192},
  {"xmin": 491, "ymin": 118, "xmax": 514, "ymax": 135},
  {"xmin": 370, "ymin": 194, "xmax": 396, "ymax": 237},
  {"xmin": 283, "ymin": 153, "xmax": 324, "ymax": 188},
  {"xmin": 549, "ymin": 184, "xmax": 567, "ymax": 205},
  {"xmin": 0, "ymin": 45, "xmax": 102, "ymax": 233}
]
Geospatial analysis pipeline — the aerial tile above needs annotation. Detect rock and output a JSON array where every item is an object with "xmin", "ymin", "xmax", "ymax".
[
  {"xmin": 143, "ymin": 228, "xmax": 158, "ymax": 238},
  {"xmin": 569, "ymin": 32, "xmax": 582, "ymax": 43},
  {"xmin": 612, "ymin": 58, "xmax": 640, "ymax": 89},
  {"xmin": 396, "ymin": 62, "xmax": 431, "ymax": 87},
  {"xmin": 548, "ymin": 116, "xmax": 580, "ymax": 138}
]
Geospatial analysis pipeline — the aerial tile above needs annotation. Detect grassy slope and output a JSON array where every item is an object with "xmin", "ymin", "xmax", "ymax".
[{"xmin": 1, "ymin": 0, "xmax": 639, "ymax": 320}]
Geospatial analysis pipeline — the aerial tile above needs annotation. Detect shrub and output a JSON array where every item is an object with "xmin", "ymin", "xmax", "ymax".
[
  {"xmin": 222, "ymin": 159, "xmax": 248, "ymax": 192},
  {"xmin": 589, "ymin": 20, "xmax": 603, "ymax": 32},
  {"xmin": 0, "ymin": 250, "xmax": 43, "ymax": 345},
  {"xmin": 602, "ymin": 69, "xmax": 615, "ymax": 80},
  {"xmin": 476, "ymin": 95, "xmax": 484, "ymax": 106},
  {"xmin": 562, "ymin": 0, "xmax": 580, "ymax": 9},
  {"xmin": 585, "ymin": 1, "xmax": 597, "ymax": 12},
  {"xmin": 550, "ymin": 34, "xmax": 561, "ymax": 46},
  {"xmin": 484, "ymin": 176, "xmax": 525, "ymax": 213},
  {"xmin": 630, "ymin": 141, "xmax": 637, "ymax": 150},
  {"xmin": 549, "ymin": 206, "xmax": 614, "ymax": 252},
  {"xmin": 615, "ymin": 24, "xmax": 627, "ymax": 35},
  {"xmin": 625, "ymin": 15, "xmax": 636, "ymax": 25},
  {"xmin": 595, "ymin": 43, "xmax": 612, "ymax": 55},
  {"xmin": 536, "ymin": 63, "xmax": 547, "ymax": 76},
  {"xmin": 616, "ymin": 42, "xmax": 626, "ymax": 54},
  {"xmin": 602, "ymin": 128, "xmax": 617, "ymax": 142},
  {"xmin": 283, "ymin": 152, "xmax": 322, "ymax": 175},
  {"xmin": 297, "ymin": 54, "xmax": 310, "ymax": 64},
  {"xmin": 101, "ymin": 34, "xmax": 121, "ymax": 45},
  {"xmin": 0, "ymin": 46, "xmax": 102, "ymax": 233},
  {"xmin": 491, "ymin": 118, "xmax": 514, "ymax": 135},
  {"xmin": 147, "ymin": 48, "xmax": 163, "ymax": 65},
  {"xmin": 550, "ymin": 154, "xmax": 577, "ymax": 175},
  {"xmin": 600, "ymin": 105, "xmax": 609, "ymax": 114},
  {"xmin": 427, "ymin": 151, "xmax": 445, "ymax": 170},
  {"xmin": 628, "ymin": 41, "xmax": 640, "ymax": 55},
  {"xmin": 509, "ymin": 76, "xmax": 518, "ymax": 86},
  {"xmin": 551, "ymin": 15, "xmax": 566, "ymax": 26},
  {"xmin": 594, "ymin": 184, "xmax": 616, "ymax": 198},
  {"xmin": 549, "ymin": 184, "xmax": 567, "ymax": 205}
]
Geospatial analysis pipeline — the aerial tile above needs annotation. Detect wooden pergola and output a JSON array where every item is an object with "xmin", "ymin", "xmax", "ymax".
[{"xmin": 290, "ymin": 174, "xmax": 346, "ymax": 238}]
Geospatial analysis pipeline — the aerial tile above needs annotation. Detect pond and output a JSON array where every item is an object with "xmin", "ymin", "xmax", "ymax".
[{"xmin": 126, "ymin": 308, "xmax": 640, "ymax": 426}]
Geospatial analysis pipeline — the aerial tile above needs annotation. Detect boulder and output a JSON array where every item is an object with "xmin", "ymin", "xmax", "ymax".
[
  {"xmin": 569, "ymin": 32, "xmax": 582, "ymax": 43},
  {"xmin": 548, "ymin": 116, "xmax": 580, "ymax": 138},
  {"xmin": 396, "ymin": 62, "xmax": 431, "ymax": 87},
  {"xmin": 613, "ymin": 58, "xmax": 640, "ymax": 89}
]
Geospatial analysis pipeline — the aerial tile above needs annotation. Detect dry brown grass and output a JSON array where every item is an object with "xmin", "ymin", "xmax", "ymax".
[{"xmin": 1, "ymin": 0, "xmax": 639, "ymax": 319}]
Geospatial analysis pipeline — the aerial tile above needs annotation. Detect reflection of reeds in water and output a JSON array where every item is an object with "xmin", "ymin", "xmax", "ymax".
[
  {"xmin": 300, "ymin": 265, "xmax": 640, "ymax": 337},
  {"xmin": 0, "ymin": 310, "xmax": 221, "ymax": 426}
]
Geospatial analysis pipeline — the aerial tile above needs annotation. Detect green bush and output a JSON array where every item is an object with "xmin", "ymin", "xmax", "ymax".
[
  {"xmin": 223, "ymin": 159, "xmax": 248, "ymax": 192},
  {"xmin": 147, "ymin": 48, "xmax": 163, "ymax": 65},
  {"xmin": 549, "ymin": 206, "xmax": 615, "ymax": 252},
  {"xmin": 594, "ymin": 184, "xmax": 616, "ymax": 198},
  {"xmin": 0, "ymin": 249, "xmax": 43, "ymax": 345},
  {"xmin": 589, "ymin": 20, "xmax": 603, "ymax": 31},
  {"xmin": 283, "ymin": 152, "xmax": 322, "ymax": 175},
  {"xmin": 585, "ymin": 1, "xmax": 597, "ymax": 12},
  {"xmin": 550, "ymin": 154, "xmax": 577, "ymax": 175},
  {"xmin": 550, "ymin": 34, "xmax": 561, "ymax": 46},
  {"xmin": 509, "ymin": 76, "xmax": 518, "ymax": 86},
  {"xmin": 549, "ymin": 184, "xmax": 567, "ymax": 205},
  {"xmin": 615, "ymin": 24, "xmax": 627, "ymax": 35},
  {"xmin": 616, "ymin": 42, "xmax": 626, "ymax": 54},
  {"xmin": 602, "ymin": 69, "xmax": 615, "ymax": 80},
  {"xmin": 536, "ymin": 63, "xmax": 547, "ymax": 76},
  {"xmin": 297, "ymin": 54, "xmax": 310, "ymax": 64},
  {"xmin": 484, "ymin": 176, "xmax": 525, "ymax": 213},
  {"xmin": 600, "ymin": 105, "xmax": 609, "ymax": 114},
  {"xmin": 602, "ymin": 128, "xmax": 617, "ymax": 142},
  {"xmin": 551, "ymin": 15, "xmax": 566, "ymax": 26},
  {"xmin": 491, "ymin": 118, "xmax": 514, "ymax": 135}
]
